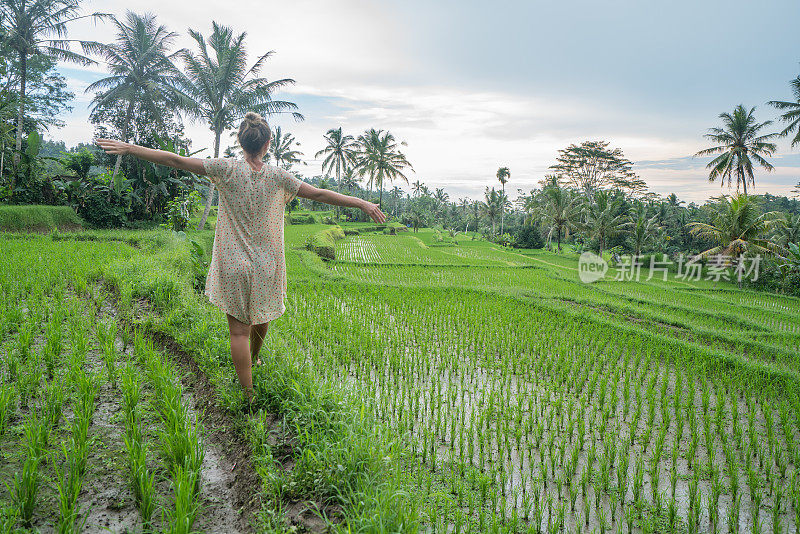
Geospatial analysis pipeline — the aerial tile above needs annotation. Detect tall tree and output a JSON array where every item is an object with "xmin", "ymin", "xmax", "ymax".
[
  {"xmin": 315, "ymin": 127, "xmax": 357, "ymax": 217},
  {"xmin": 177, "ymin": 21, "xmax": 303, "ymax": 230},
  {"xmin": 482, "ymin": 187, "xmax": 503, "ymax": 235},
  {"xmin": 87, "ymin": 11, "xmax": 185, "ymax": 177},
  {"xmin": 581, "ymin": 189, "xmax": 627, "ymax": 258},
  {"xmin": 695, "ymin": 105, "xmax": 778, "ymax": 196},
  {"xmin": 540, "ymin": 179, "xmax": 578, "ymax": 252},
  {"xmin": 355, "ymin": 128, "xmax": 413, "ymax": 209},
  {"xmin": 627, "ymin": 202, "xmax": 660, "ymax": 257},
  {"xmin": 768, "ymin": 75, "xmax": 800, "ymax": 147},
  {"xmin": 389, "ymin": 185, "xmax": 403, "ymax": 216},
  {"xmin": 775, "ymin": 213, "xmax": 800, "ymax": 248},
  {"xmin": 267, "ymin": 126, "xmax": 303, "ymax": 170},
  {"xmin": 412, "ymin": 179, "xmax": 423, "ymax": 197},
  {"xmin": 496, "ymin": 166, "xmax": 510, "ymax": 235},
  {"xmin": 0, "ymin": 0, "xmax": 106, "ymax": 198},
  {"xmin": 550, "ymin": 141, "xmax": 634, "ymax": 197},
  {"xmin": 688, "ymin": 194, "xmax": 783, "ymax": 287}
]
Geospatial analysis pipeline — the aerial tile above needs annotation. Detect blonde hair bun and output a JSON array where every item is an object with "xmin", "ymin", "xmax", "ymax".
[
  {"xmin": 238, "ymin": 111, "xmax": 271, "ymax": 155},
  {"xmin": 244, "ymin": 111, "xmax": 263, "ymax": 125}
]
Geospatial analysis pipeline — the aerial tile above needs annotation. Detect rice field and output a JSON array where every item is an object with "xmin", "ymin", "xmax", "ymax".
[{"xmin": 2, "ymin": 226, "xmax": 800, "ymax": 533}]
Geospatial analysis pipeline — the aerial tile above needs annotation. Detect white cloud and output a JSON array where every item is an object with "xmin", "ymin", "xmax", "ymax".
[{"xmin": 46, "ymin": 0, "xmax": 800, "ymax": 204}]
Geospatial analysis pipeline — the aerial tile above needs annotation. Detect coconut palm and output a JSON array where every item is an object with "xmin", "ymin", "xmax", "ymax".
[
  {"xmin": 688, "ymin": 194, "xmax": 783, "ymax": 287},
  {"xmin": 268, "ymin": 126, "xmax": 303, "ymax": 170},
  {"xmin": 581, "ymin": 189, "xmax": 627, "ymax": 258},
  {"xmin": 390, "ymin": 186, "xmax": 403, "ymax": 216},
  {"xmin": 496, "ymin": 166, "xmax": 510, "ymax": 234},
  {"xmin": 695, "ymin": 105, "xmax": 778, "ymax": 195},
  {"xmin": 340, "ymin": 167, "xmax": 360, "ymax": 193},
  {"xmin": 412, "ymin": 180, "xmax": 423, "ymax": 197},
  {"xmin": 315, "ymin": 127, "xmax": 357, "ymax": 217},
  {"xmin": 87, "ymin": 11, "xmax": 186, "ymax": 176},
  {"xmin": 768, "ymin": 76, "xmax": 800, "ymax": 147},
  {"xmin": 628, "ymin": 202, "xmax": 661, "ymax": 257},
  {"xmin": 177, "ymin": 21, "xmax": 303, "ymax": 230},
  {"xmin": 355, "ymin": 128, "xmax": 413, "ymax": 209},
  {"xmin": 0, "ymin": 0, "xmax": 106, "ymax": 197},
  {"xmin": 540, "ymin": 180, "xmax": 579, "ymax": 252},
  {"xmin": 775, "ymin": 213, "xmax": 800, "ymax": 248},
  {"xmin": 482, "ymin": 187, "xmax": 503, "ymax": 235}
]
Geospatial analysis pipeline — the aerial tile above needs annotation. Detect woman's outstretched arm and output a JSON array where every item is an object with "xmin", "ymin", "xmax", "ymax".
[
  {"xmin": 96, "ymin": 139, "xmax": 207, "ymax": 175},
  {"xmin": 297, "ymin": 183, "xmax": 387, "ymax": 223}
]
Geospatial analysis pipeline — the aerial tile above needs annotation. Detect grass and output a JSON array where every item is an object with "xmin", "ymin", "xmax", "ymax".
[
  {"xmin": 3, "ymin": 224, "xmax": 800, "ymax": 532},
  {"xmin": 0, "ymin": 205, "xmax": 83, "ymax": 232}
]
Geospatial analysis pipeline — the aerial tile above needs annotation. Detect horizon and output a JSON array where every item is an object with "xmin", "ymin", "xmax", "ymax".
[{"xmin": 49, "ymin": 0, "xmax": 800, "ymax": 204}]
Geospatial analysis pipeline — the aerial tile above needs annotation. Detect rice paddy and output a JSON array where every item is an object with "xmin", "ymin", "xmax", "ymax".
[{"xmin": 2, "ymin": 224, "xmax": 799, "ymax": 533}]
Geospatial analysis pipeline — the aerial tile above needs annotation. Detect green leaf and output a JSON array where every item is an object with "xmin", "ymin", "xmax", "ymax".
[{"xmin": 25, "ymin": 130, "xmax": 41, "ymax": 157}]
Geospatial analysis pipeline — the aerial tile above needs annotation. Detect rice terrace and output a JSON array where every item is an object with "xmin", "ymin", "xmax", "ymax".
[{"xmin": 2, "ymin": 1, "xmax": 800, "ymax": 533}]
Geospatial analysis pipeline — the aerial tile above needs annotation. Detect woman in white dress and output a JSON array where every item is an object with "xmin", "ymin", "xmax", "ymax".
[{"xmin": 97, "ymin": 112, "xmax": 385, "ymax": 410}]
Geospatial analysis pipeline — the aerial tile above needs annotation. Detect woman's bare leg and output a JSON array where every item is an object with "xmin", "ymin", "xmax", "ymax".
[
  {"xmin": 250, "ymin": 322, "xmax": 269, "ymax": 365},
  {"xmin": 226, "ymin": 314, "xmax": 253, "ymax": 401}
]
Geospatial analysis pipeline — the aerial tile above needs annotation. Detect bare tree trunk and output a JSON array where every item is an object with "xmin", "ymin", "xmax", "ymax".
[
  {"xmin": 197, "ymin": 130, "xmax": 221, "ymax": 230},
  {"xmin": 500, "ymin": 184, "xmax": 505, "ymax": 235},
  {"xmin": 11, "ymin": 53, "xmax": 27, "ymax": 200}
]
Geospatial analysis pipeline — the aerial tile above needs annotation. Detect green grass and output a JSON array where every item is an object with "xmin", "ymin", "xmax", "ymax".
[
  {"xmin": 4, "ymin": 226, "xmax": 800, "ymax": 533},
  {"xmin": 0, "ymin": 205, "xmax": 83, "ymax": 232}
]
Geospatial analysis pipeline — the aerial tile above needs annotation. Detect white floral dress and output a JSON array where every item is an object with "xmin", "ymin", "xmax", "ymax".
[{"xmin": 202, "ymin": 158, "xmax": 302, "ymax": 325}]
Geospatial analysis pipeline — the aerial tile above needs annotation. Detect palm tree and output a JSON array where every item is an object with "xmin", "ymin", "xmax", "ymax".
[
  {"xmin": 768, "ymin": 76, "xmax": 800, "ymax": 147},
  {"xmin": 177, "ymin": 21, "xmax": 303, "ymax": 230},
  {"xmin": 0, "ymin": 0, "xmax": 106, "ymax": 197},
  {"xmin": 775, "ymin": 213, "xmax": 800, "ymax": 248},
  {"xmin": 340, "ymin": 167, "xmax": 360, "ymax": 194},
  {"xmin": 482, "ymin": 187, "xmax": 503, "ymax": 235},
  {"xmin": 496, "ymin": 166, "xmax": 510, "ymax": 234},
  {"xmin": 390, "ymin": 186, "xmax": 403, "ymax": 216},
  {"xmin": 268, "ymin": 126, "xmax": 303, "ymax": 170},
  {"xmin": 412, "ymin": 180, "xmax": 423, "ymax": 197},
  {"xmin": 628, "ymin": 202, "xmax": 660, "ymax": 257},
  {"xmin": 581, "ymin": 189, "xmax": 627, "ymax": 258},
  {"xmin": 355, "ymin": 128, "xmax": 413, "ymax": 209},
  {"xmin": 695, "ymin": 105, "xmax": 778, "ymax": 195},
  {"xmin": 87, "ymin": 11, "xmax": 185, "ymax": 177},
  {"xmin": 688, "ymin": 194, "xmax": 783, "ymax": 287},
  {"xmin": 315, "ymin": 127, "xmax": 357, "ymax": 217},
  {"xmin": 540, "ymin": 180, "xmax": 578, "ymax": 252},
  {"xmin": 409, "ymin": 201, "xmax": 426, "ymax": 232}
]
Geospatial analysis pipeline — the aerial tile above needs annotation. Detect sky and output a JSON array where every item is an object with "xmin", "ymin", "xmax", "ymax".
[{"xmin": 51, "ymin": 0, "xmax": 800, "ymax": 203}]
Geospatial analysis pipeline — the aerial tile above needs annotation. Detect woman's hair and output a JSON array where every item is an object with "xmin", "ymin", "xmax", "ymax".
[{"xmin": 237, "ymin": 111, "xmax": 271, "ymax": 155}]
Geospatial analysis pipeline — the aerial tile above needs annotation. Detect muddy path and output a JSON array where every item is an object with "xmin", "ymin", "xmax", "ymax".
[{"xmin": 92, "ymin": 288, "xmax": 260, "ymax": 533}]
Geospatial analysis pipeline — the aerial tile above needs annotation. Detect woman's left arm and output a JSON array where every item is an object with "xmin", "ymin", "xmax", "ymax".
[
  {"xmin": 96, "ymin": 139, "xmax": 207, "ymax": 175},
  {"xmin": 297, "ymin": 183, "xmax": 386, "ymax": 223}
]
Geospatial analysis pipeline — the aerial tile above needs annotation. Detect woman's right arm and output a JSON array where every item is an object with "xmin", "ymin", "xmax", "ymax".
[{"xmin": 96, "ymin": 139, "xmax": 207, "ymax": 175}]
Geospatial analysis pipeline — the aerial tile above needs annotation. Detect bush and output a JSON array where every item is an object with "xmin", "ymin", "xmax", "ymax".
[
  {"xmin": 0, "ymin": 205, "xmax": 83, "ymax": 232},
  {"xmin": 161, "ymin": 191, "xmax": 201, "ymax": 231},
  {"xmin": 513, "ymin": 224, "xmax": 543, "ymax": 249},
  {"xmin": 79, "ymin": 194, "xmax": 128, "ymax": 228},
  {"xmin": 306, "ymin": 226, "xmax": 345, "ymax": 260},
  {"xmin": 290, "ymin": 213, "xmax": 315, "ymax": 225}
]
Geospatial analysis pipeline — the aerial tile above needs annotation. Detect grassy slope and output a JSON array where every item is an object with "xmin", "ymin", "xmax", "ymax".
[{"xmin": 0, "ymin": 205, "xmax": 83, "ymax": 232}]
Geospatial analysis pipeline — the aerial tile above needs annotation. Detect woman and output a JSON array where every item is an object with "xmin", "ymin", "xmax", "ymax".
[{"xmin": 97, "ymin": 112, "xmax": 385, "ymax": 410}]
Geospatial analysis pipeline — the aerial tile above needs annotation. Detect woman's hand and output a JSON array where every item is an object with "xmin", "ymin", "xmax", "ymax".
[
  {"xmin": 96, "ymin": 138, "xmax": 132, "ymax": 155},
  {"xmin": 360, "ymin": 200, "xmax": 387, "ymax": 223}
]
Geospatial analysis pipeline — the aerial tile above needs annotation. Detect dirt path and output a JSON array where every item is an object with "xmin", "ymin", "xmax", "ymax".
[{"xmin": 90, "ymin": 285, "xmax": 260, "ymax": 533}]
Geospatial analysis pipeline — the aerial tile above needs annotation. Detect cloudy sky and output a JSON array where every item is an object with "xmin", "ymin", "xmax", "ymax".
[{"xmin": 54, "ymin": 0, "xmax": 800, "ymax": 203}]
